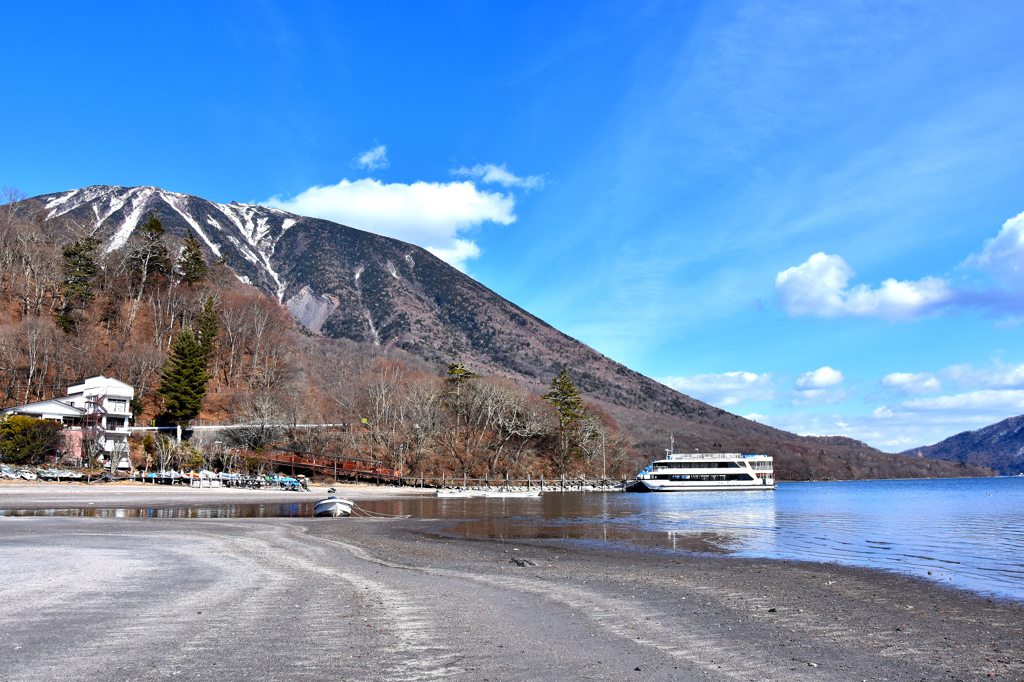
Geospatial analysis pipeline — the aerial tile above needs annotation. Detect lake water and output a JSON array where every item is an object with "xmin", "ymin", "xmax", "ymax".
[
  {"xmin": 3, "ymin": 477, "xmax": 1022, "ymax": 601},
  {"xmin": 436, "ymin": 477, "xmax": 1024, "ymax": 602}
]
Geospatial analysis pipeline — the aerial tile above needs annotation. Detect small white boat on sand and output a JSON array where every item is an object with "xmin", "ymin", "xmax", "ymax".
[{"xmin": 314, "ymin": 496, "xmax": 354, "ymax": 517}]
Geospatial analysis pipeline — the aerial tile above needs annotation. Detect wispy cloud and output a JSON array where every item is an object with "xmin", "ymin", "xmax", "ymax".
[
  {"xmin": 353, "ymin": 145, "xmax": 389, "ymax": 171},
  {"xmin": 900, "ymin": 389, "xmax": 1024, "ymax": 414},
  {"xmin": 265, "ymin": 178, "xmax": 515, "ymax": 270},
  {"xmin": 941, "ymin": 362, "xmax": 1024, "ymax": 389},
  {"xmin": 758, "ymin": 361, "xmax": 1024, "ymax": 451},
  {"xmin": 451, "ymin": 163, "xmax": 544, "ymax": 190},
  {"xmin": 658, "ymin": 371, "xmax": 773, "ymax": 407}
]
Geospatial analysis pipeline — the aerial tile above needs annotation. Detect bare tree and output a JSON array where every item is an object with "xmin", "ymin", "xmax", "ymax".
[
  {"xmin": 153, "ymin": 435, "xmax": 177, "ymax": 473},
  {"xmin": 19, "ymin": 317, "xmax": 57, "ymax": 403},
  {"xmin": 223, "ymin": 396, "xmax": 286, "ymax": 452}
]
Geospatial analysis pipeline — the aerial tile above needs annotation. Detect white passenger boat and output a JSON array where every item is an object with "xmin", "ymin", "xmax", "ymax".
[
  {"xmin": 630, "ymin": 449, "xmax": 775, "ymax": 492},
  {"xmin": 314, "ymin": 496, "xmax": 354, "ymax": 517}
]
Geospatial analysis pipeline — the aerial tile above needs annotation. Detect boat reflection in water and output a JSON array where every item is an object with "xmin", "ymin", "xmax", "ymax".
[{"xmin": 438, "ymin": 490, "xmax": 778, "ymax": 555}]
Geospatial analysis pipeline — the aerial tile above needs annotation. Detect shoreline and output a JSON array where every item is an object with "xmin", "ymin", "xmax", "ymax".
[{"xmin": 0, "ymin": 484, "xmax": 1022, "ymax": 680}]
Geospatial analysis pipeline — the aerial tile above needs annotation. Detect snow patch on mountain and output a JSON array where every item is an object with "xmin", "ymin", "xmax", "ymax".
[
  {"xmin": 163, "ymin": 195, "xmax": 223, "ymax": 258},
  {"xmin": 108, "ymin": 188, "xmax": 155, "ymax": 251},
  {"xmin": 34, "ymin": 184, "xmax": 333, "ymax": 303}
]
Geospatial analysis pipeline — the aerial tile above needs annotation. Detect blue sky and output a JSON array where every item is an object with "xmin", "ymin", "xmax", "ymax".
[{"xmin": 4, "ymin": 1, "xmax": 1024, "ymax": 452}]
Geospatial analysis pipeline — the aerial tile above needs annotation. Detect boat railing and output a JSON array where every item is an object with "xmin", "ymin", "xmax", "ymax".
[{"xmin": 661, "ymin": 453, "xmax": 766, "ymax": 461}]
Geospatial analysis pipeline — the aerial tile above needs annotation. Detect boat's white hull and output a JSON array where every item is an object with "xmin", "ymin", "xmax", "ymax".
[
  {"xmin": 635, "ymin": 480, "xmax": 775, "ymax": 492},
  {"xmin": 437, "ymin": 489, "xmax": 542, "ymax": 498},
  {"xmin": 314, "ymin": 497, "xmax": 354, "ymax": 517},
  {"xmin": 482, "ymin": 490, "xmax": 541, "ymax": 498},
  {"xmin": 437, "ymin": 489, "xmax": 484, "ymax": 498}
]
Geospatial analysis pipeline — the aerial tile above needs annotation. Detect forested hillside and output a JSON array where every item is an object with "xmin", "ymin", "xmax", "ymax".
[
  {"xmin": 0, "ymin": 189, "xmax": 635, "ymax": 479},
  {"xmin": 903, "ymin": 415, "xmax": 1024, "ymax": 475},
  {"xmin": 0, "ymin": 186, "xmax": 995, "ymax": 481}
]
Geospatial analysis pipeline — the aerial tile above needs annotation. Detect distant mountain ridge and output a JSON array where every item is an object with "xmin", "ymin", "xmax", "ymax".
[
  {"xmin": 27, "ymin": 185, "xmax": 994, "ymax": 481},
  {"xmin": 902, "ymin": 415, "xmax": 1024, "ymax": 475}
]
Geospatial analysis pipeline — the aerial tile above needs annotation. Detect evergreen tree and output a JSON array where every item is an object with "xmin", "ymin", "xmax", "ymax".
[
  {"xmin": 444, "ymin": 362, "xmax": 479, "ymax": 389},
  {"xmin": 542, "ymin": 369, "xmax": 585, "ymax": 475},
  {"xmin": 178, "ymin": 231, "xmax": 207, "ymax": 284},
  {"xmin": 156, "ymin": 328, "xmax": 211, "ymax": 426},
  {"xmin": 54, "ymin": 237, "xmax": 100, "ymax": 333},
  {"xmin": 0, "ymin": 415, "xmax": 64, "ymax": 464},
  {"xmin": 196, "ymin": 296, "xmax": 218, "ymax": 368},
  {"xmin": 442, "ymin": 363, "xmax": 479, "ymax": 464},
  {"xmin": 128, "ymin": 213, "xmax": 169, "ymax": 279}
]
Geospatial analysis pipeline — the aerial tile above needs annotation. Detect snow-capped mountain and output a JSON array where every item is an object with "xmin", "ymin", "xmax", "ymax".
[
  {"xmin": 42, "ymin": 185, "xmax": 296, "ymax": 301},
  {"xmin": 25, "ymin": 185, "xmax": 996, "ymax": 479}
]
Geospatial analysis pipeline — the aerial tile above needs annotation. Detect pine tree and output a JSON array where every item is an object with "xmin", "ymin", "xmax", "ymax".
[
  {"xmin": 542, "ymin": 369, "xmax": 584, "ymax": 425},
  {"xmin": 196, "ymin": 296, "xmax": 218, "ymax": 368},
  {"xmin": 128, "ymin": 213, "xmax": 169, "ymax": 279},
  {"xmin": 542, "ymin": 369, "xmax": 585, "ymax": 475},
  {"xmin": 156, "ymin": 328, "xmax": 211, "ymax": 426},
  {"xmin": 54, "ymin": 237, "xmax": 100, "ymax": 333},
  {"xmin": 178, "ymin": 231, "xmax": 207, "ymax": 284}
]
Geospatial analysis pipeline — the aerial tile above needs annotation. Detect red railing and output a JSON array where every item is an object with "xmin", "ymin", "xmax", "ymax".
[{"xmin": 266, "ymin": 448, "xmax": 401, "ymax": 481}]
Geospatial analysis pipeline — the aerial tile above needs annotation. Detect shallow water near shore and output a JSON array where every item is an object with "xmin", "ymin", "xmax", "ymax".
[{"xmin": 3, "ymin": 476, "xmax": 1022, "ymax": 600}]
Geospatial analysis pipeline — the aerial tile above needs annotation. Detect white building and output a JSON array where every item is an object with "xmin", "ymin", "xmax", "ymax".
[{"xmin": 2, "ymin": 376, "xmax": 135, "ymax": 468}]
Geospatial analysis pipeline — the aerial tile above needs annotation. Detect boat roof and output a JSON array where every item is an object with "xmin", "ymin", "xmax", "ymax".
[{"xmin": 656, "ymin": 453, "xmax": 770, "ymax": 461}]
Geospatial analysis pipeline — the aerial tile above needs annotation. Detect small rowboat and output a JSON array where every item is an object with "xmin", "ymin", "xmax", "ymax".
[
  {"xmin": 314, "ymin": 496, "xmax": 354, "ymax": 517},
  {"xmin": 436, "ymin": 489, "xmax": 541, "ymax": 498},
  {"xmin": 436, "ymin": 489, "xmax": 485, "ymax": 498},
  {"xmin": 482, "ymin": 490, "xmax": 541, "ymax": 498}
]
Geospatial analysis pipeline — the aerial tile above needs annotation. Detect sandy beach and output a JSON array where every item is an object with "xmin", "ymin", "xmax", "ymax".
[{"xmin": 0, "ymin": 482, "xmax": 1021, "ymax": 681}]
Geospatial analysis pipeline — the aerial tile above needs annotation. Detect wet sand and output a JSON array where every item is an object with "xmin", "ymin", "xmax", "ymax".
[{"xmin": 0, "ymin": 483, "xmax": 1022, "ymax": 681}]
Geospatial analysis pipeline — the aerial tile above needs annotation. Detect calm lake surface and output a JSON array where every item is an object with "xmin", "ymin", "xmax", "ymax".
[{"xmin": 4, "ymin": 477, "xmax": 1022, "ymax": 600}]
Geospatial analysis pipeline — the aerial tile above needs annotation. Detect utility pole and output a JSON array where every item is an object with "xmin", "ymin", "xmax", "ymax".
[{"xmin": 602, "ymin": 433, "xmax": 606, "ymax": 480}]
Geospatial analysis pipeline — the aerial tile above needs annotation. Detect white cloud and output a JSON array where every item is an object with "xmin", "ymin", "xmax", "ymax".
[
  {"xmin": 796, "ymin": 366, "xmax": 844, "ymax": 390},
  {"xmin": 658, "ymin": 371, "xmax": 773, "ymax": 407},
  {"xmin": 265, "ymin": 178, "xmax": 516, "ymax": 270},
  {"xmin": 963, "ymin": 209, "xmax": 1024, "ymax": 287},
  {"xmin": 451, "ymin": 164, "xmax": 544, "ymax": 190},
  {"xmin": 901, "ymin": 389, "xmax": 1024, "ymax": 413},
  {"xmin": 942, "ymin": 362, "xmax": 1024, "ymax": 389},
  {"xmin": 353, "ymin": 145, "xmax": 389, "ymax": 171},
  {"xmin": 791, "ymin": 366, "xmax": 847, "ymax": 406},
  {"xmin": 426, "ymin": 239, "xmax": 481, "ymax": 270},
  {"xmin": 775, "ymin": 253, "xmax": 953, "ymax": 320},
  {"xmin": 882, "ymin": 372, "xmax": 941, "ymax": 395}
]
